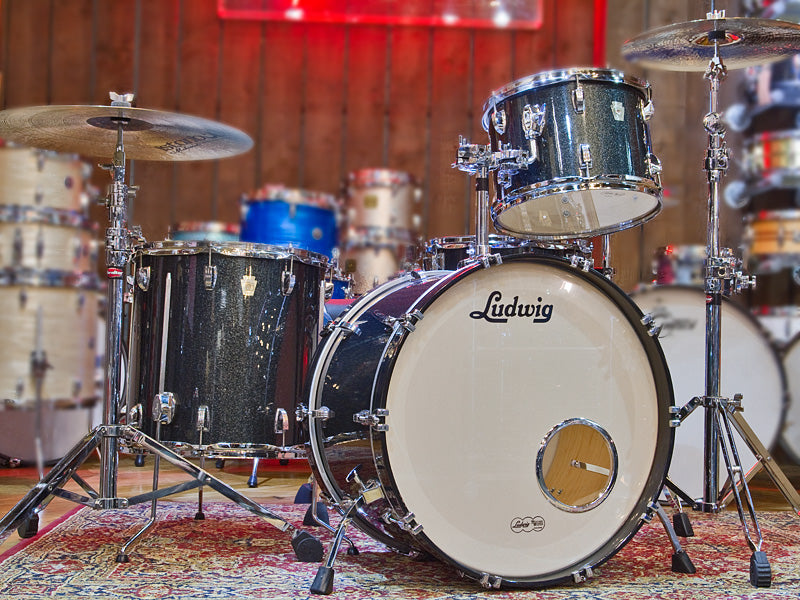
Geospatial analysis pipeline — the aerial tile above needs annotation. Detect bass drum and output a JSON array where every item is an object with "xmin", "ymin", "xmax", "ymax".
[
  {"xmin": 631, "ymin": 286, "xmax": 786, "ymax": 500},
  {"xmin": 782, "ymin": 333, "xmax": 800, "ymax": 463},
  {"xmin": 305, "ymin": 256, "xmax": 674, "ymax": 588}
]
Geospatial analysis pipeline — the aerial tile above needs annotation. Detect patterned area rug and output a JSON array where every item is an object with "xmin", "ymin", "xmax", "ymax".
[{"xmin": 0, "ymin": 502, "xmax": 798, "ymax": 599}]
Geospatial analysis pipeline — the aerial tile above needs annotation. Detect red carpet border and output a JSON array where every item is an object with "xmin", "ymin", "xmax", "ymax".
[{"xmin": 0, "ymin": 502, "xmax": 798, "ymax": 599}]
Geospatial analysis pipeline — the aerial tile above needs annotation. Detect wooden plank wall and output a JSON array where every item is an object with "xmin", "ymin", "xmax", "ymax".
[{"xmin": 0, "ymin": 0, "xmax": 749, "ymax": 292}]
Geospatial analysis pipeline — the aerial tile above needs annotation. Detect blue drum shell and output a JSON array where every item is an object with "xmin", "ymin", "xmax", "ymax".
[{"xmin": 241, "ymin": 199, "xmax": 338, "ymax": 258}]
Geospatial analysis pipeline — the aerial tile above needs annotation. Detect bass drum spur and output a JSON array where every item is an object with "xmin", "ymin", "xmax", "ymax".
[{"xmin": 303, "ymin": 256, "xmax": 674, "ymax": 588}]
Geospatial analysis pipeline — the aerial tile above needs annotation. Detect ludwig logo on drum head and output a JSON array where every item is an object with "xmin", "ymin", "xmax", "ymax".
[
  {"xmin": 510, "ymin": 516, "xmax": 545, "ymax": 533},
  {"xmin": 469, "ymin": 290, "xmax": 553, "ymax": 323}
]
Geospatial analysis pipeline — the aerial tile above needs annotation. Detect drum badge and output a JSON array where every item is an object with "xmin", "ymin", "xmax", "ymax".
[
  {"xmin": 510, "ymin": 516, "xmax": 545, "ymax": 533},
  {"xmin": 611, "ymin": 101, "xmax": 625, "ymax": 121},
  {"xmin": 241, "ymin": 266, "xmax": 258, "ymax": 297}
]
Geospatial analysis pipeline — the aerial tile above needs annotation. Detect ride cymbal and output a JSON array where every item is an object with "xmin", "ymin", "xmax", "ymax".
[
  {"xmin": 622, "ymin": 16, "xmax": 800, "ymax": 72},
  {"xmin": 0, "ymin": 104, "xmax": 253, "ymax": 161}
]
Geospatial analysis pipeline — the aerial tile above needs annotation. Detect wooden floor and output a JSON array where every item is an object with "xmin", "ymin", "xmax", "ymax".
[{"xmin": 1, "ymin": 446, "xmax": 799, "ymax": 557}]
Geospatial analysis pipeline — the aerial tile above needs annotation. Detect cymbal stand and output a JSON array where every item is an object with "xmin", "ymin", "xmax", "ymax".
[
  {"xmin": 0, "ymin": 93, "xmax": 323, "ymax": 563},
  {"xmin": 670, "ymin": 11, "xmax": 800, "ymax": 586}
]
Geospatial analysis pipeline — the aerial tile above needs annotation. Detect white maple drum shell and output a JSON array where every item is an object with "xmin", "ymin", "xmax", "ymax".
[
  {"xmin": 0, "ymin": 284, "xmax": 99, "ymax": 407},
  {"xmin": 0, "ymin": 208, "xmax": 97, "ymax": 273},
  {"xmin": 345, "ymin": 168, "xmax": 419, "ymax": 236},
  {"xmin": 631, "ymin": 286, "xmax": 786, "ymax": 499},
  {"xmin": 781, "ymin": 334, "xmax": 800, "ymax": 462},
  {"xmin": 0, "ymin": 144, "xmax": 91, "ymax": 213},
  {"xmin": 340, "ymin": 244, "xmax": 409, "ymax": 295}
]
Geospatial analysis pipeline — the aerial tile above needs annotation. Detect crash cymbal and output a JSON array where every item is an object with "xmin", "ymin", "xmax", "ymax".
[
  {"xmin": 0, "ymin": 104, "xmax": 253, "ymax": 161},
  {"xmin": 622, "ymin": 16, "xmax": 800, "ymax": 72}
]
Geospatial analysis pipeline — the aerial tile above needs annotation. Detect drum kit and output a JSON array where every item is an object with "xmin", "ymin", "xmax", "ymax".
[{"xmin": 1, "ymin": 4, "xmax": 800, "ymax": 595}]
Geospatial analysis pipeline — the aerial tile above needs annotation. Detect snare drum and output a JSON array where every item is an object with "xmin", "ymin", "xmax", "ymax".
[
  {"xmin": 0, "ymin": 143, "xmax": 92, "ymax": 213},
  {"xmin": 631, "ymin": 286, "xmax": 785, "ymax": 499},
  {"xmin": 240, "ymin": 185, "xmax": 339, "ymax": 258},
  {"xmin": 0, "ymin": 205, "xmax": 98, "ymax": 273},
  {"xmin": 482, "ymin": 68, "xmax": 662, "ymax": 240},
  {"xmin": 127, "ymin": 241, "xmax": 326, "ymax": 457},
  {"xmin": 305, "ymin": 256, "xmax": 673, "ymax": 587}
]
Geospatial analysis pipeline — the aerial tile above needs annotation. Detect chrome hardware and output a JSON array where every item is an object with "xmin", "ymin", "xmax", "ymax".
[
  {"xmin": 579, "ymin": 144, "xmax": 592, "ymax": 175},
  {"xmin": 353, "ymin": 408, "xmax": 389, "ymax": 431},
  {"xmin": 281, "ymin": 269, "xmax": 296, "ymax": 296},
  {"xmin": 647, "ymin": 152, "xmax": 663, "ymax": 184},
  {"xmin": 491, "ymin": 108, "xmax": 506, "ymax": 135},
  {"xmin": 640, "ymin": 313, "xmax": 662, "ymax": 337},
  {"xmin": 335, "ymin": 320, "xmax": 362, "ymax": 337},
  {"xmin": 572, "ymin": 567, "xmax": 594, "ymax": 583},
  {"xmin": 204, "ymin": 265, "xmax": 217, "ymax": 289},
  {"xmin": 110, "ymin": 91, "xmax": 135, "ymax": 107},
  {"xmin": 196, "ymin": 404, "xmax": 210, "ymax": 432},
  {"xmin": 384, "ymin": 310, "xmax": 423, "ymax": 333},
  {"xmin": 346, "ymin": 466, "xmax": 384, "ymax": 504},
  {"xmin": 497, "ymin": 169, "xmax": 513, "ymax": 189},
  {"xmin": 479, "ymin": 574, "xmax": 502, "ymax": 590},
  {"xmin": 569, "ymin": 254, "xmax": 593, "ymax": 272},
  {"xmin": 296, "ymin": 404, "xmax": 332, "ymax": 422},
  {"xmin": 572, "ymin": 82, "xmax": 585, "ymax": 113},
  {"xmin": 383, "ymin": 510, "xmax": 423, "ymax": 534},
  {"xmin": 521, "ymin": 103, "xmax": 545, "ymax": 139},
  {"xmin": 274, "ymin": 408, "xmax": 289, "ymax": 434},
  {"xmin": 12, "ymin": 228, "xmax": 22, "ymax": 265},
  {"xmin": 151, "ymin": 391, "xmax": 177, "ymax": 425},
  {"xmin": 241, "ymin": 265, "xmax": 257, "ymax": 297},
  {"xmin": 641, "ymin": 99, "xmax": 655, "ymax": 121},
  {"xmin": 128, "ymin": 403, "xmax": 143, "ymax": 428},
  {"xmin": 136, "ymin": 266, "xmax": 150, "ymax": 291},
  {"xmin": 669, "ymin": 406, "xmax": 681, "ymax": 428}
]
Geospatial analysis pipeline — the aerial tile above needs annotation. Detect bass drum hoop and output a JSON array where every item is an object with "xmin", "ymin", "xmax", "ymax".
[{"xmin": 370, "ymin": 255, "xmax": 674, "ymax": 587}]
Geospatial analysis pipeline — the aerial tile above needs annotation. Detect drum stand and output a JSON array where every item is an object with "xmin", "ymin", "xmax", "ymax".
[
  {"xmin": 0, "ymin": 95, "xmax": 323, "ymax": 563},
  {"xmin": 666, "ymin": 29, "xmax": 800, "ymax": 587}
]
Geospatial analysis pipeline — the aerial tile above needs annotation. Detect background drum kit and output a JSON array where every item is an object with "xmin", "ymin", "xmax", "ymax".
[{"xmin": 1, "ymin": 3, "xmax": 800, "ymax": 595}]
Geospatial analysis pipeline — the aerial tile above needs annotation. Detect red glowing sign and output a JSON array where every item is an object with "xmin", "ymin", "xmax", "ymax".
[{"xmin": 218, "ymin": 0, "xmax": 543, "ymax": 29}]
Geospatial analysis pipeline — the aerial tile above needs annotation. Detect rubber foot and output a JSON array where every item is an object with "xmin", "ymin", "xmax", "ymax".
[
  {"xmin": 310, "ymin": 565, "xmax": 335, "ymax": 595},
  {"xmin": 17, "ymin": 514, "xmax": 39, "ymax": 539},
  {"xmin": 750, "ymin": 551, "xmax": 771, "ymax": 587},
  {"xmin": 134, "ymin": 454, "xmax": 146, "ymax": 468},
  {"xmin": 247, "ymin": 475, "xmax": 258, "ymax": 488},
  {"xmin": 346, "ymin": 545, "xmax": 359, "ymax": 556},
  {"xmin": 115, "ymin": 552, "xmax": 130, "ymax": 563},
  {"xmin": 215, "ymin": 459, "xmax": 225, "ymax": 469},
  {"xmin": 671, "ymin": 550, "xmax": 696, "ymax": 574},
  {"xmin": 673, "ymin": 512, "xmax": 694, "ymax": 537},
  {"xmin": 194, "ymin": 511, "xmax": 205, "ymax": 520},
  {"xmin": 303, "ymin": 503, "xmax": 330, "ymax": 527},
  {"xmin": 291, "ymin": 530, "xmax": 324, "ymax": 563}
]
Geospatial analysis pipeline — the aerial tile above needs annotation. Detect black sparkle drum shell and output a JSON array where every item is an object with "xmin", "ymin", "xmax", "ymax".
[
  {"xmin": 306, "ymin": 256, "xmax": 674, "ymax": 588},
  {"xmin": 483, "ymin": 68, "xmax": 662, "ymax": 240},
  {"xmin": 128, "ymin": 241, "xmax": 326, "ymax": 457}
]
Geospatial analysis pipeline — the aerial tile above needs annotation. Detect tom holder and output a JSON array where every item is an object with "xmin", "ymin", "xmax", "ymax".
[{"xmin": 0, "ymin": 93, "xmax": 323, "ymax": 564}]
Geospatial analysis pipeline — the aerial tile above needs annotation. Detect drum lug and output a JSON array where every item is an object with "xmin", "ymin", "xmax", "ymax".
[
  {"xmin": 335, "ymin": 320, "xmax": 362, "ymax": 337},
  {"xmin": 579, "ymin": 144, "xmax": 593, "ymax": 176},
  {"xmin": 274, "ymin": 407, "xmax": 289, "ymax": 434},
  {"xmin": 281, "ymin": 269, "xmax": 296, "ymax": 296},
  {"xmin": 383, "ymin": 509, "xmax": 423, "ymax": 535},
  {"xmin": 297, "ymin": 404, "xmax": 333, "ymax": 423},
  {"xmin": 640, "ymin": 99, "xmax": 655, "ymax": 122},
  {"xmin": 571, "ymin": 566, "xmax": 594, "ymax": 583},
  {"xmin": 128, "ymin": 403, "xmax": 143, "ymax": 428},
  {"xmin": 203, "ymin": 265, "xmax": 217, "ymax": 290},
  {"xmin": 353, "ymin": 408, "xmax": 389, "ymax": 431},
  {"xmin": 13, "ymin": 227, "xmax": 23, "ymax": 265},
  {"xmin": 385, "ymin": 309, "xmax": 423, "ymax": 333},
  {"xmin": 521, "ymin": 103, "xmax": 545, "ymax": 140},
  {"xmin": 491, "ymin": 108, "xmax": 506, "ymax": 135},
  {"xmin": 647, "ymin": 152, "xmax": 663, "ymax": 184},
  {"xmin": 640, "ymin": 313, "xmax": 662, "ymax": 337},
  {"xmin": 569, "ymin": 254, "xmax": 593, "ymax": 272},
  {"xmin": 136, "ymin": 266, "xmax": 150, "ymax": 291},
  {"xmin": 196, "ymin": 404, "xmax": 211, "ymax": 433},
  {"xmin": 572, "ymin": 82, "xmax": 585, "ymax": 113},
  {"xmin": 152, "ymin": 391, "xmax": 177, "ymax": 425},
  {"xmin": 669, "ymin": 405, "xmax": 681, "ymax": 428},
  {"xmin": 478, "ymin": 574, "xmax": 502, "ymax": 590}
]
